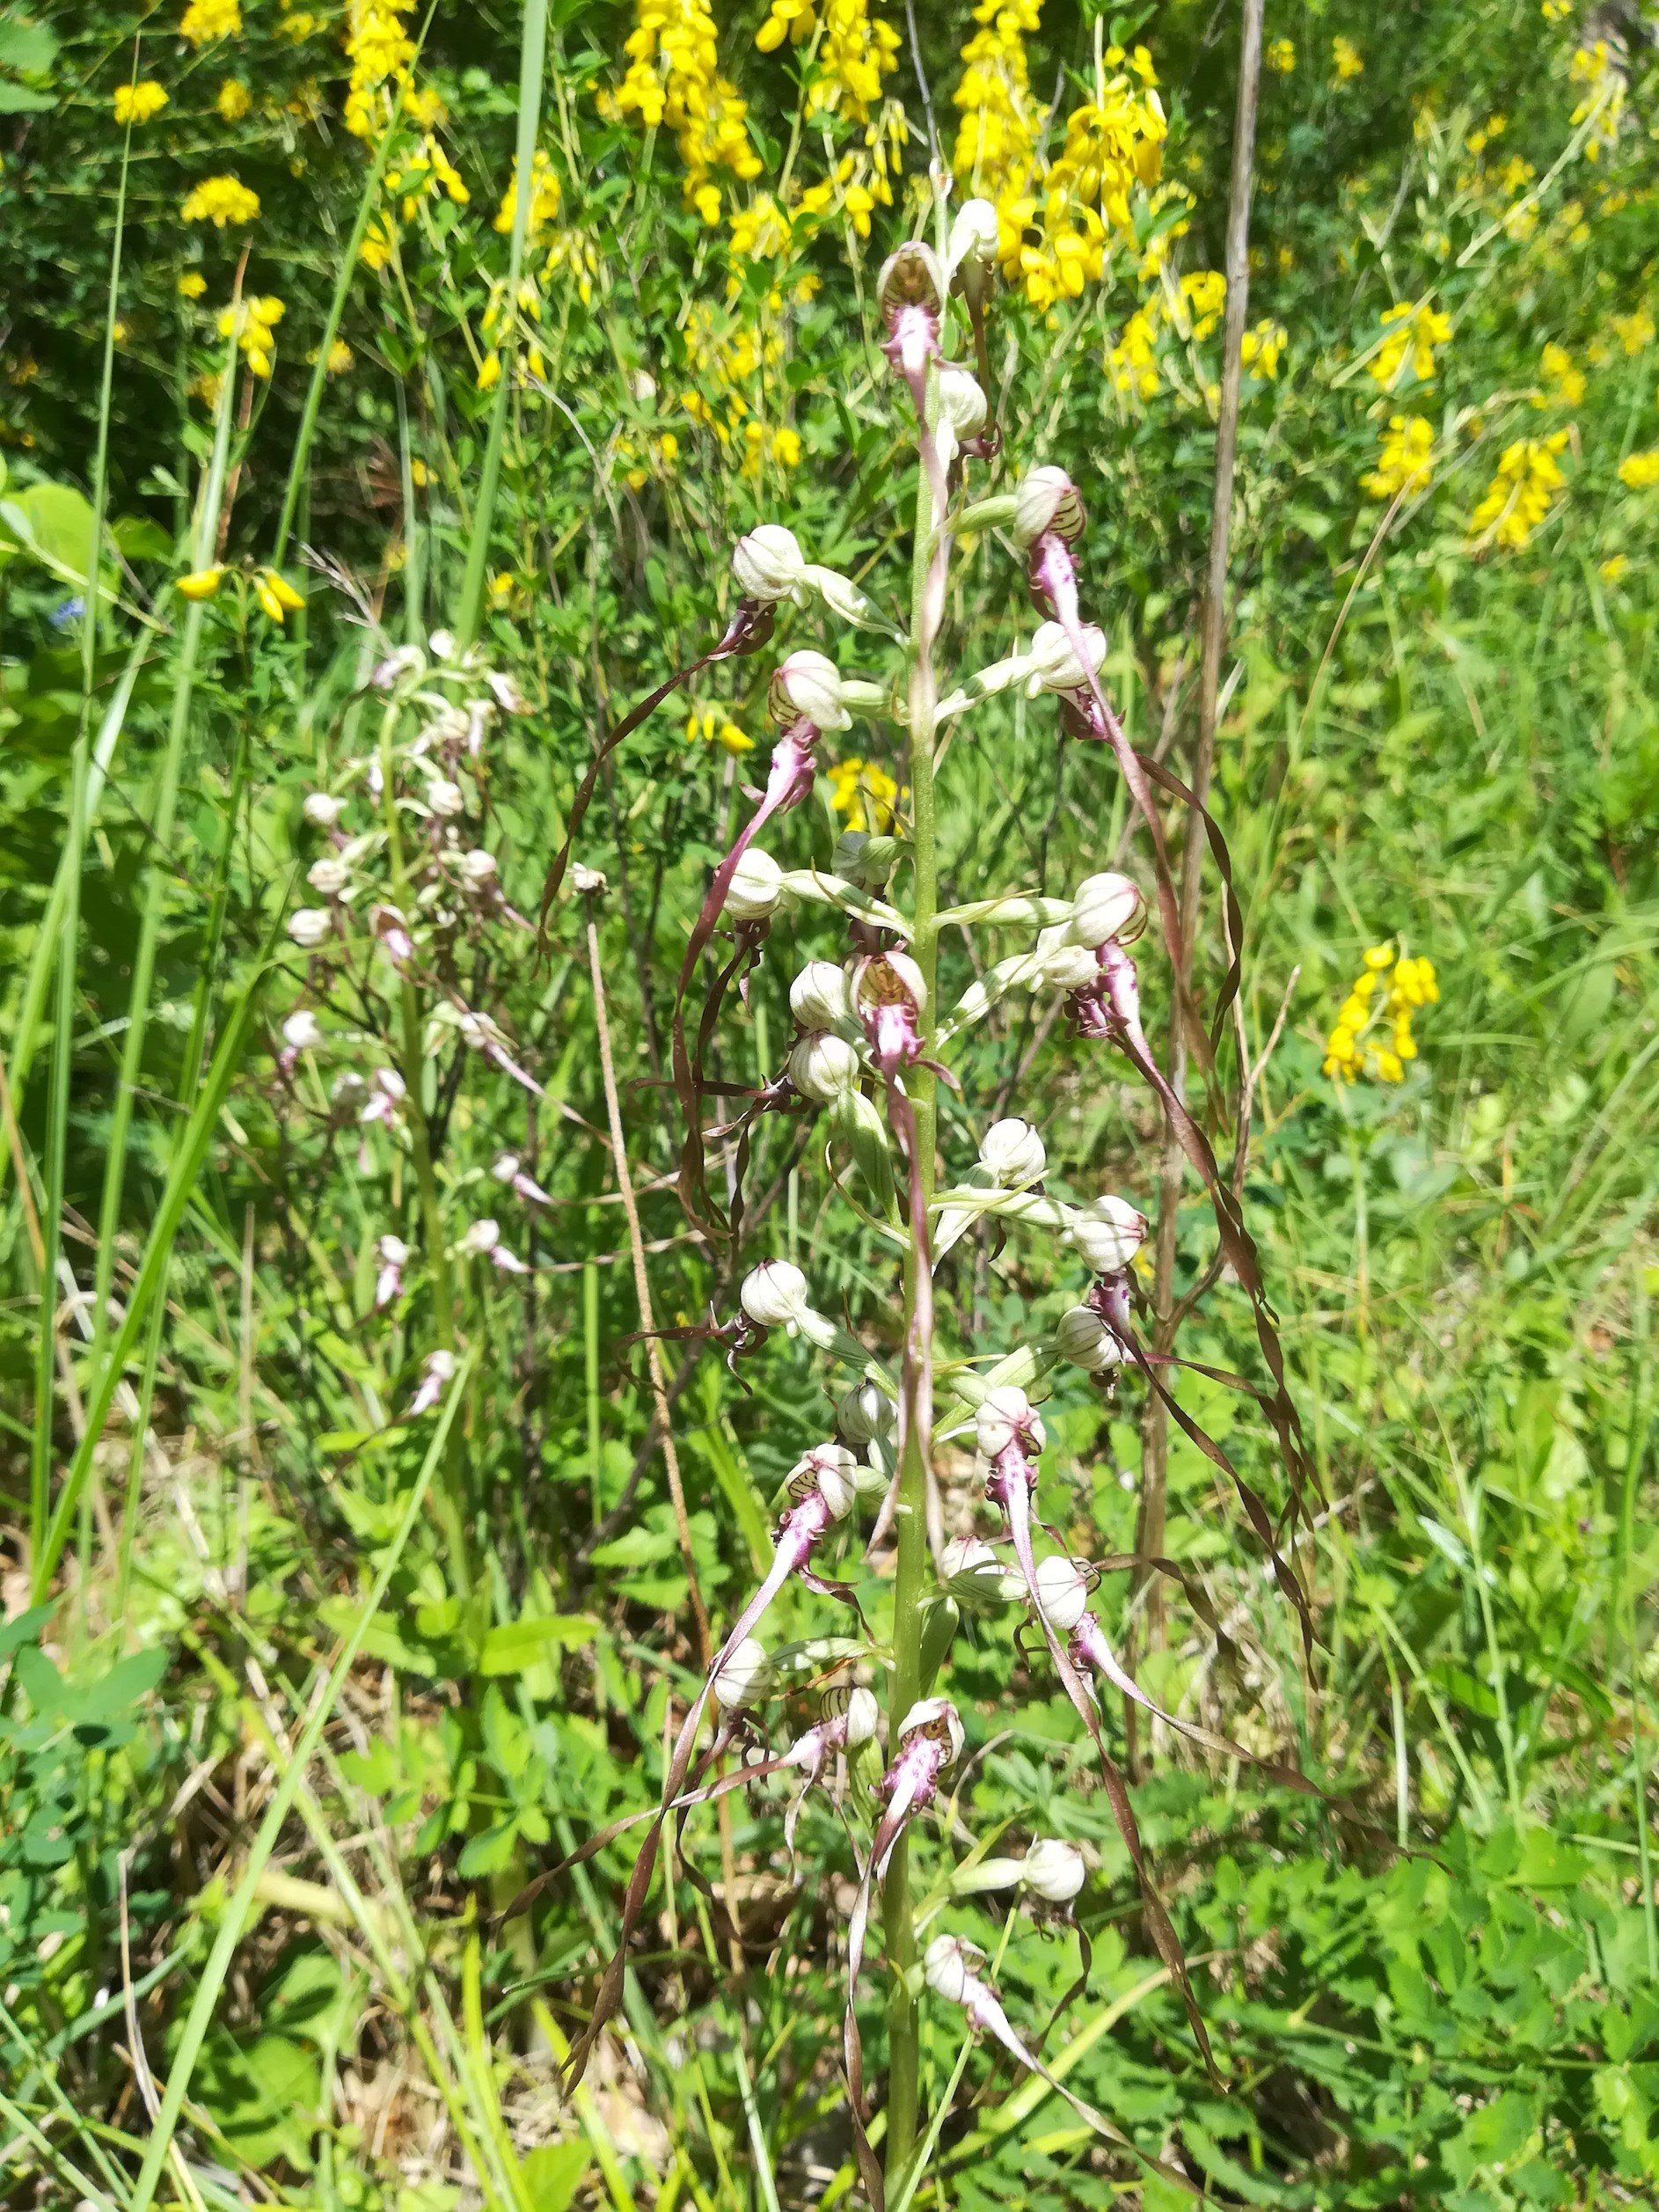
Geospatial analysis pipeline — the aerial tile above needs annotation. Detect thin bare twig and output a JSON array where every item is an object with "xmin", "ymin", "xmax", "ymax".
[{"xmin": 1137, "ymin": 0, "xmax": 1265, "ymax": 1672}]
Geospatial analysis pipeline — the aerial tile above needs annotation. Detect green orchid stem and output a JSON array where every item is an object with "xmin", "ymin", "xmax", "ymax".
[
  {"xmin": 884, "ymin": 355, "xmax": 946, "ymax": 2194},
  {"xmin": 375, "ymin": 703, "xmax": 471, "ymax": 1593}
]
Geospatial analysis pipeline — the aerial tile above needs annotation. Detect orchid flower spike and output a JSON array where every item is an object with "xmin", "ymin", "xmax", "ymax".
[{"xmin": 1069, "ymin": 871, "xmax": 1145, "ymax": 950}]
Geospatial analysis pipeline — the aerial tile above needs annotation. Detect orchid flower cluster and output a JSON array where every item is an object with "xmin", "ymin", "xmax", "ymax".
[
  {"xmin": 277, "ymin": 631, "xmax": 552, "ymax": 1416},
  {"xmin": 531, "ymin": 199, "xmax": 1308, "ymax": 2206}
]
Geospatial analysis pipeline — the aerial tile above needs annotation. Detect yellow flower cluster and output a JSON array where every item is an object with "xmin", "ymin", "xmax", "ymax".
[
  {"xmin": 1468, "ymin": 428, "xmax": 1570, "ymax": 551},
  {"xmin": 1370, "ymin": 302, "xmax": 1452, "ymax": 391},
  {"xmin": 1323, "ymin": 943, "xmax": 1438, "ymax": 1085},
  {"xmin": 114, "ymin": 80, "xmax": 168, "ymax": 124},
  {"xmin": 603, "ymin": 0, "xmax": 762, "ymax": 217},
  {"xmin": 344, "ymin": 0, "xmax": 417, "ymax": 138},
  {"xmin": 179, "ymin": 272, "xmax": 208, "ymax": 299},
  {"xmin": 218, "ymin": 293, "xmax": 285, "ymax": 378},
  {"xmin": 676, "ymin": 299, "xmax": 789, "ymax": 443},
  {"xmin": 217, "ymin": 78, "xmax": 251, "ymax": 120},
  {"xmin": 1265, "ymin": 38, "xmax": 1295, "ymax": 74},
  {"xmin": 1332, "ymin": 36, "xmax": 1363, "ymax": 80},
  {"xmin": 952, "ymin": 6, "xmax": 1166, "ymax": 311},
  {"xmin": 389, "ymin": 134, "xmax": 470, "ymax": 218},
  {"xmin": 756, "ymin": 0, "xmax": 900, "ymax": 125},
  {"xmin": 181, "ymin": 173, "xmax": 261, "ymax": 225},
  {"xmin": 180, "ymin": 0, "xmax": 240, "ymax": 46},
  {"xmin": 178, "ymin": 564, "xmax": 304, "ymax": 622},
  {"xmin": 1537, "ymin": 341, "xmax": 1586, "ymax": 406},
  {"xmin": 685, "ymin": 704, "xmax": 753, "ymax": 755},
  {"xmin": 740, "ymin": 420, "xmax": 802, "ymax": 477},
  {"xmin": 1361, "ymin": 414, "xmax": 1435, "ymax": 501},
  {"xmin": 1568, "ymin": 40, "xmax": 1626, "ymax": 162},
  {"xmin": 1240, "ymin": 320, "xmax": 1288, "ymax": 377},
  {"xmin": 828, "ymin": 757, "xmax": 899, "ymax": 832},
  {"xmin": 1107, "ymin": 268, "xmax": 1227, "ymax": 399},
  {"xmin": 493, "ymin": 148, "xmax": 559, "ymax": 237},
  {"xmin": 614, "ymin": 425, "xmax": 681, "ymax": 491},
  {"xmin": 1619, "ymin": 450, "xmax": 1659, "ymax": 489},
  {"xmin": 1611, "ymin": 306, "xmax": 1655, "ymax": 356}
]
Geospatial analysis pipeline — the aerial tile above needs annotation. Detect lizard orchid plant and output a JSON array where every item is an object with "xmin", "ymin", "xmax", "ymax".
[{"xmin": 517, "ymin": 198, "xmax": 1319, "ymax": 2210}]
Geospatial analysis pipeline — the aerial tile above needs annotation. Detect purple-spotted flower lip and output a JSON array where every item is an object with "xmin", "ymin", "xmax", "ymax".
[
  {"xmin": 786, "ymin": 1441, "xmax": 860, "ymax": 1520},
  {"xmin": 895, "ymin": 1695, "xmax": 964, "ymax": 1764}
]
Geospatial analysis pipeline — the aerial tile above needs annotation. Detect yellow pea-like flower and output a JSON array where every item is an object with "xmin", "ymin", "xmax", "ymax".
[{"xmin": 178, "ymin": 567, "xmax": 225, "ymax": 600}]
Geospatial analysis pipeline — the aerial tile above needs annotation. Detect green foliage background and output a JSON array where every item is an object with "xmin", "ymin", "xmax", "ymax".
[{"xmin": 4, "ymin": 0, "xmax": 1659, "ymax": 2207}]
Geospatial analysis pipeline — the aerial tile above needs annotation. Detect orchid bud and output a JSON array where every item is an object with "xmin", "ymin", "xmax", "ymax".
[
  {"xmin": 741, "ymin": 1257, "xmax": 813, "ymax": 1333},
  {"xmin": 896, "ymin": 1696, "xmax": 964, "ymax": 1766},
  {"xmin": 428, "ymin": 628, "xmax": 457, "ymax": 660},
  {"xmin": 713, "ymin": 1636, "xmax": 768, "ymax": 1710},
  {"xmin": 1037, "ymin": 939, "xmax": 1101, "ymax": 992},
  {"xmin": 771, "ymin": 649, "xmax": 852, "ymax": 732},
  {"xmin": 787, "ymin": 1441, "xmax": 860, "ymax": 1520},
  {"xmin": 833, "ymin": 831, "xmax": 897, "ymax": 889},
  {"xmin": 374, "ymin": 1234, "xmax": 407, "ymax": 1311},
  {"xmin": 732, "ymin": 523, "xmax": 807, "ymax": 604},
  {"xmin": 836, "ymin": 1379, "xmax": 895, "ymax": 1447},
  {"xmin": 979, "ymin": 1118, "xmax": 1045, "ymax": 1186},
  {"xmin": 486, "ymin": 671, "xmax": 530, "ymax": 715},
  {"xmin": 937, "ymin": 366, "xmax": 989, "ymax": 464},
  {"xmin": 791, "ymin": 960, "xmax": 851, "ymax": 1034},
  {"xmin": 725, "ymin": 847, "xmax": 783, "ymax": 922},
  {"xmin": 288, "ymin": 908, "xmax": 333, "ymax": 949},
  {"xmin": 803, "ymin": 563, "xmax": 875, "ymax": 627},
  {"xmin": 924, "ymin": 1932, "xmax": 977, "ymax": 2003},
  {"xmin": 947, "ymin": 196, "xmax": 1000, "ymax": 294},
  {"xmin": 1056, "ymin": 1304, "xmax": 1122, "ymax": 1374},
  {"xmin": 976, "ymin": 1384, "xmax": 1044, "ymax": 1462},
  {"xmin": 457, "ymin": 848, "xmax": 497, "ymax": 887},
  {"xmin": 372, "ymin": 644, "xmax": 425, "ymax": 690},
  {"xmin": 460, "ymin": 1217, "xmax": 501, "ymax": 1257},
  {"xmin": 1034, "ymin": 1553, "xmax": 1092, "ymax": 1633},
  {"xmin": 426, "ymin": 776, "xmax": 465, "ymax": 818},
  {"xmin": 1024, "ymin": 620, "xmax": 1105, "ymax": 696},
  {"xmin": 282, "ymin": 1010, "xmax": 323, "ymax": 1051},
  {"xmin": 1069, "ymin": 872, "xmax": 1144, "ymax": 949},
  {"xmin": 940, "ymin": 1536, "xmax": 1025, "ymax": 1607},
  {"xmin": 303, "ymin": 792, "xmax": 346, "ymax": 828},
  {"xmin": 307, "ymin": 856, "xmax": 349, "ymax": 897},
  {"xmin": 1020, "ymin": 1837, "xmax": 1086, "ymax": 1902},
  {"xmin": 408, "ymin": 1346, "xmax": 456, "ymax": 1416},
  {"xmin": 843, "ymin": 1684, "xmax": 881, "ymax": 1746},
  {"xmin": 1065, "ymin": 1194, "xmax": 1148, "ymax": 1274},
  {"xmin": 571, "ymin": 863, "xmax": 608, "ymax": 896},
  {"xmin": 789, "ymin": 1030, "xmax": 860, "ymax": 1104},
  {"xmin": 1012, "ymin": 465, "xmax": 1085, "ymax": 549}
]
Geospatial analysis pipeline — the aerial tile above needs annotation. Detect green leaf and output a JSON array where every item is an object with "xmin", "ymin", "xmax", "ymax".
[
  {"xmin": 0, "ymin": 484, "xmax": 97, "ymax": 581},
  {"xmin": 457, "ymin": 1818, "xmax": 522, "ymax": 1878},
  {"xmin": 477, "ymin": 1615, "xmax": 599, "ymax": 1674},
  {"xmin": 0, "ymin": 82, "xmax": 54, "ymax": 110},
  {"xmin": 0, "ymin": 19, "xmax": 58, "ymax": 71},
  {"xmin": 519, "ymin": 2142, "xmax": 591, "ymax": 2212},
  {"xmin": 588, "ymin": 1525, "xmax": 677, "ymax": 1569}
]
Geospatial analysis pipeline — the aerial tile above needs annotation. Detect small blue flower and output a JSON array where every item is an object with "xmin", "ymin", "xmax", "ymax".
[{"xmin": 49, "ymin": 597, "xmax": 87, "ymax": 628}]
